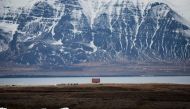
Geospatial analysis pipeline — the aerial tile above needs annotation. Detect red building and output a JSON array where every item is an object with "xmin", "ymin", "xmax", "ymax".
[{"xmin": 92, "ymin": 78, "xmax": 100, "ymax": 83}]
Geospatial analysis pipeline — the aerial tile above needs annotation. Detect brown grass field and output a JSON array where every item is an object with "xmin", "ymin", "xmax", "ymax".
[{"xmin": 0, "ymin": 84, "xmax": 190, "ymax": 109}]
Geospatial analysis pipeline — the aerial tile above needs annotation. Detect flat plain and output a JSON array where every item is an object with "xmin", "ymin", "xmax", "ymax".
[{"xmin": 0, "ymin": 84, "xmax": 190, "ymax": 109}]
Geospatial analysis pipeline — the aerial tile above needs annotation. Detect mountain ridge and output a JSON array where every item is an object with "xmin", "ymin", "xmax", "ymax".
[{"xmin": 0, "ymin": 0, "xmax": 190, "ymax": 66}]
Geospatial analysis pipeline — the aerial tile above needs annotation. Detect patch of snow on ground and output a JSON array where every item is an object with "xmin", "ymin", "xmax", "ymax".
[
  {"xmin": 0, "ymin": 107, "xmax": 7, "ymax": 109},
  {"xmin": 60, "ymin": 107, "xmax": 69, "ymax": 109}
]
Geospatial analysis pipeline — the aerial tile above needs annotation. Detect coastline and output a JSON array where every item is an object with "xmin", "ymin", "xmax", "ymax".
[{"xmin": 1, "ymin": 76, "xmax": 190, "ymax": 86}]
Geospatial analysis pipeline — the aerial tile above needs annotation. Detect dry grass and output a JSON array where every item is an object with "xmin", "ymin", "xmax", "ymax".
[{"xmin": 0, "ymin": 84, "xmax": 190, "ymax": 109}]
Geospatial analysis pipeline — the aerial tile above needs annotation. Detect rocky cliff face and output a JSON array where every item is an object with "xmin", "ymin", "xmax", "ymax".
[{"xmin": 0, "ymin": 0, "xmax": 190, "ymax": 66}]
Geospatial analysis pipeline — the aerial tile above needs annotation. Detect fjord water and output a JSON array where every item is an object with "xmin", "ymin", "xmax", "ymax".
[{"xmin": 0, "ymin": 76, "xmax": 190, "ymax": 85}]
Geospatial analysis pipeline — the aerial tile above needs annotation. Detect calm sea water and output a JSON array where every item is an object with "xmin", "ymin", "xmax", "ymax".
[{"xmin": 0, "ymin": 76, "xmax": 190, "ymax": 85}]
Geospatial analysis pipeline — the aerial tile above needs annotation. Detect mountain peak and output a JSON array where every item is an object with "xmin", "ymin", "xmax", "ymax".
[
  {"xmin": 144, "ymin": 2, "xmax": 171, "ymax": 19},
  {"xmin": 0, "ymin": 0, "xmax": 190, "ymax": 65}
]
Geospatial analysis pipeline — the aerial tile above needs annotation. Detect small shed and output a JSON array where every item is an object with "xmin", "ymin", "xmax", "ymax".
[{"xmin": 92, "ymin": 78, "xmax": 100, "ymax": 83}]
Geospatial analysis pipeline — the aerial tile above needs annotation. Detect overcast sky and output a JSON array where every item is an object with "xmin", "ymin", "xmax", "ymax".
[{"xmin": 169, "ymin": 0, "xmax": 190, "ymax": 20}]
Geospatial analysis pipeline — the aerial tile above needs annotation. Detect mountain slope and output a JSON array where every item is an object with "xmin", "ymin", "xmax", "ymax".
[{"xmin": 0, "ymin": 0, "xmax": 190, "ymax": 66}]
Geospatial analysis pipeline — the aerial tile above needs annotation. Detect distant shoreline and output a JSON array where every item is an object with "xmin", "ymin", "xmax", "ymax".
[
  {"xmin": 1, "ymin": 76, "xmax": 190, "ymax": 86},
  {"xmin": 1, "ymin": 75, "xmax": 190, "ymax": 78}
]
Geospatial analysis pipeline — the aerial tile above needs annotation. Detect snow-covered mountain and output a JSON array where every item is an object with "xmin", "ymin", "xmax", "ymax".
[{"xmin": 0, "ymin": 0, "xmax": 190, "ymax": 65}]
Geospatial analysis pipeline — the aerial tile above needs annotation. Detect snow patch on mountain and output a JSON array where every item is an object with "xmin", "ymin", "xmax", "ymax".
[
  {"xmin": 0, "ymin": 22, "xmax": 18, "ymax": 38},
  {"xmin": 89, "ymin": 41, "xmax": 97, "ymax": 53},
  {"xmin": 52, "ymin": 39, "xmax": 63, "ymax": 45},
  {"xmin": 184, "ymin": 30, "xmax": 190, "ymax": 37},
  {"xmin": 28, "ymin": 43, "xmax": 35, "ymax": 49},
  {"xmin": 173, "ymin": 13, "xmax": 190, "ymax": 28},
  {"xmin": 0, "ymin": 40, "xmax": 8, "ymax": 52},
  {"xmin": 79, "ymin": 0, "xmax": 114, "ymax": 27},
  {"xmin": 0, "ymin": 0, "xmax": 40, "ymax": 11}
]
